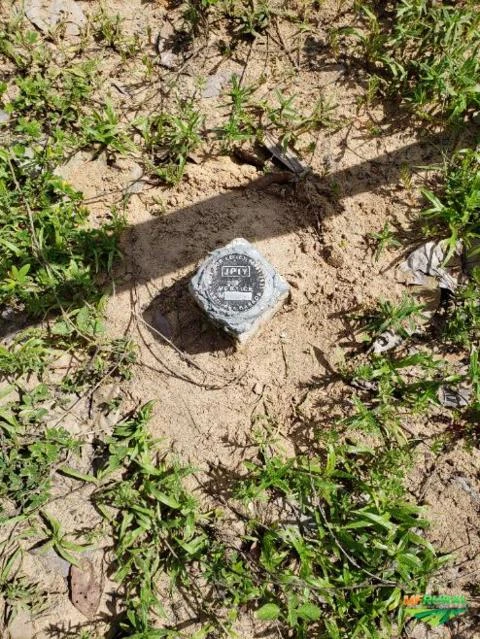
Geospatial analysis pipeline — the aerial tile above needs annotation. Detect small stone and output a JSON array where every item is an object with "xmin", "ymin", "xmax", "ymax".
[
  {"xmin": 155, "ymin": 26, "xmax": 180, "ymax": 69},
  {"xmin": 187, "ymin": 151, "xmax": 202, "ymax": 164},
  {"xmin": 159, "ymin": 50, "xmax": 177, "ymax": 69},
  {"xmin": 323, "ymin": 245, "xmax": 344, "ymax": 268},
  {"xmin": 202, "ymin": 72, "xmax": 231, "ymax": 98},
  {"xmin": 129, "ymin": 162, "xmax": 143, "ymax": 180},
  {"xmin": 125, "ymin": 162, "xmax": 144, "ymax": 194},
  {"xmin": 31, "ymin": 547, "xmax": 70, "ymax": 578},
  {"xmin": 70, "ymin": 558, "xmax": 103, "ymax": 619},
  {"xmin": 253, "ymin": 382, "xmax": 263, "ymax": 395},
  {"xmin": 0, "ymin": 110, "xmax": 9, "ymax": 123},
  {"xmin": 126, "ymin": 180, "xmax": 144, "ymax": 194},
  {"xmin": 190, "ymin": 238, "xmax": 290, "ymax": 343}
]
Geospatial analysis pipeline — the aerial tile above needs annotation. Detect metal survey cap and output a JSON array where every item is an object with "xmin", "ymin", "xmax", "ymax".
[{"xmin": 189, "ymin": 238, "xmax": 289, "ymax": 343}]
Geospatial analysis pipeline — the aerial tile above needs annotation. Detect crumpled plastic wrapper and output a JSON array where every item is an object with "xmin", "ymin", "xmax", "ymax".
[
  {"xmin": 376, "ymin": 240, "xmax": 462, "ymax": 354},
  {"xmin": 437, "ymin": 384, "xmax": 472, "ymax": 408},
  {"xmin": 398, "ymin": 240, "xmax": 462, "ymax": 292}
]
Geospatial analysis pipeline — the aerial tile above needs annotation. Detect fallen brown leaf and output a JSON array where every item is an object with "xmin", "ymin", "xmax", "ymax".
[{"xmin": 69, "ymin": 558, "xmax": 103, "ymax": 619}]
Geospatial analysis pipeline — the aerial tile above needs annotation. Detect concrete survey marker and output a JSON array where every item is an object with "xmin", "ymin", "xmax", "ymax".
[{"xmin": 190, "ymin": 238, "xmax": 289, "ymax": 343}]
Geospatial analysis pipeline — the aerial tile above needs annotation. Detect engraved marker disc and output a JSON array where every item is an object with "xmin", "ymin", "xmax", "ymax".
[{"xmin": 204, "ymin": 253, "xmax": 266, "ymax": 313}]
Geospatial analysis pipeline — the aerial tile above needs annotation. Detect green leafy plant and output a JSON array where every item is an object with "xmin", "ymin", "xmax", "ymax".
[
  {"xmin": 0, "ymin": 545, "xmax": 46, "ymax": 625},
  {"xmin": 0, "ymin": 420, "xmax": 81, "ymax": 519},
  {"xmin": 0, "ymin": 146, "xmax": 124, "ymax": 315},
  {"xmin": 224, "ymin": 438, "xmax": 444, "ymax": 638},
  {"xmin": 218, "ymin": 76, "xmax": 337, "ymax": 150},
  {"xmin": 0, "ymin": 17, "xmax": 52, "ymax": 71},
  {"xmin": 37, "ymin": 511, "xmax": 91, "ymax": 566},
  {"xmin": 359, "ymin": 294, "xmax": 425, "ymax": 343},
  {"xmin": 95, "ymin": 404, "xmax": 445, "ymax": 638},
  {"xmin": 91, "ymin": 6, "xmax": 141, "ymax": 57},
  {"xmin": 9, "ymin": 60, "xmax": 97, "ymax": 132},
  {"xmin": 80, "ymin": 102, "xmax": 135, "ymax": 155},
  {"xmin": 368, "ymin": 222, "xmax": 401, "ymax": 261},
  {"xmin": 231, "ymin": 1, "xmax": 271, "ymax": 39},
  {"xmin": 443, "ymin": 272, "xmax": 480, "ymax": 349},
  {"xmin": 422, "ymin": 148, "xmax": 480, "ymax": 259},
  {"xmin": 263, "ymin": 90, "xmax": 336, "ymax": 145},
  {"xmin": 0, "ymin": 331, "xmax": 52, "ymax": 376},
  {"xmin": 137, "ymin": 101, "xmax": 204, "ymax": 184},
  {"xmin": 0, "ymin": 306, "xmax": 136, "ymax": 522},
  {"xmin": 345, "ymin": 351, "xmax": 451, "ymax": 425},
  {"xmin": 92, "ymin": 6, "xmax": 125, "ymax": 49},
  {"xmin": 182, "ymin": 0, "xmax": 223, "ymax": 35},
  {"xmin": 340, "ymin": 291, "xmax": 475, "ymax": 438},
  {"xmin": 343, "ymin": 0, "xmax": 480, "ymax": 123},
  {"xmin": 95, "ymin": 402, "xmax": 214, "ymax": 636},
  {"xmin": 217, "ymin": 75, "xmax": 258, "ymax": 149}
]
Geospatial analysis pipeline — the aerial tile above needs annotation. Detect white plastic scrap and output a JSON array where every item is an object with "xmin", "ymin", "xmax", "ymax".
[
  {"xmin": 452, "ymin": 476, "xmax": 480, "ymax": 506},
  {"xmin": 399, "ymin": 240, "xmax": 462, "ymax": 291},
  {"xmin": 372, "ymin": 329, "xmax": 404, "ymax": 354},
  {"xmin": 350, "ymin": 378, "xmax": 378, "ymax": 392},
  {"xmin": 437, "ymin": 385, "xmax": 472, "ymax": 408}
]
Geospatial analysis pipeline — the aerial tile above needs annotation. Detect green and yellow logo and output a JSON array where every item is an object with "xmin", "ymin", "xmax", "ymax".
[{"xmin": 403, "ymin": 594, "xmax": 468, "ymax": 626}]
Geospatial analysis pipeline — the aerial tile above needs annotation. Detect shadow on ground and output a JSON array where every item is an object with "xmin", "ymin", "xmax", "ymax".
[
  {"xmin": 0, "ymin": 128, "xmax": 457, "ymax": 343},
  {"xmin": 121, "ymin": 129, "xmax": 451, "ymax": 281}
]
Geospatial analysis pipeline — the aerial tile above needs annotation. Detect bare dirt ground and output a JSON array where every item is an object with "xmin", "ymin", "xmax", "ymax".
[{"xmin": 4, "ymin": 0, "xmax": 480, "ymax": 637}]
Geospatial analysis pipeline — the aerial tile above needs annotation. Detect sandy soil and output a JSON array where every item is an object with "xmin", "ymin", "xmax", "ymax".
[{"xmin": 3, "ymin": 0, "xmax": 480, "ymax": 637}]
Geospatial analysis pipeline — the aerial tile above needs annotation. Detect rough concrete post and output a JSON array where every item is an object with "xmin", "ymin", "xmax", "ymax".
[{"xmin": 190, "ymin": 238, "xmax": 290, "ymax": 343}]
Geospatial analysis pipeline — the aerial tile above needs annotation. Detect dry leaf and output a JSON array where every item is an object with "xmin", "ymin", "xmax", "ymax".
[{"xmin": 69, "ymin": 558, "xmax": 103, "ymax": 619}]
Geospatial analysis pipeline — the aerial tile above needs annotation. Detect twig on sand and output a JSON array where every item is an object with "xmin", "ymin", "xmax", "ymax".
[
  {"xmin": 131, "ymin": 302, "xmax": 247, "ymax": 389},
  {"xmin": 270, "ymin": 17, "xmax": 299, "ymax": 71},
  {"xmin": 135, "ymin": 312, "xmax": 218, "ymax": 376}
]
